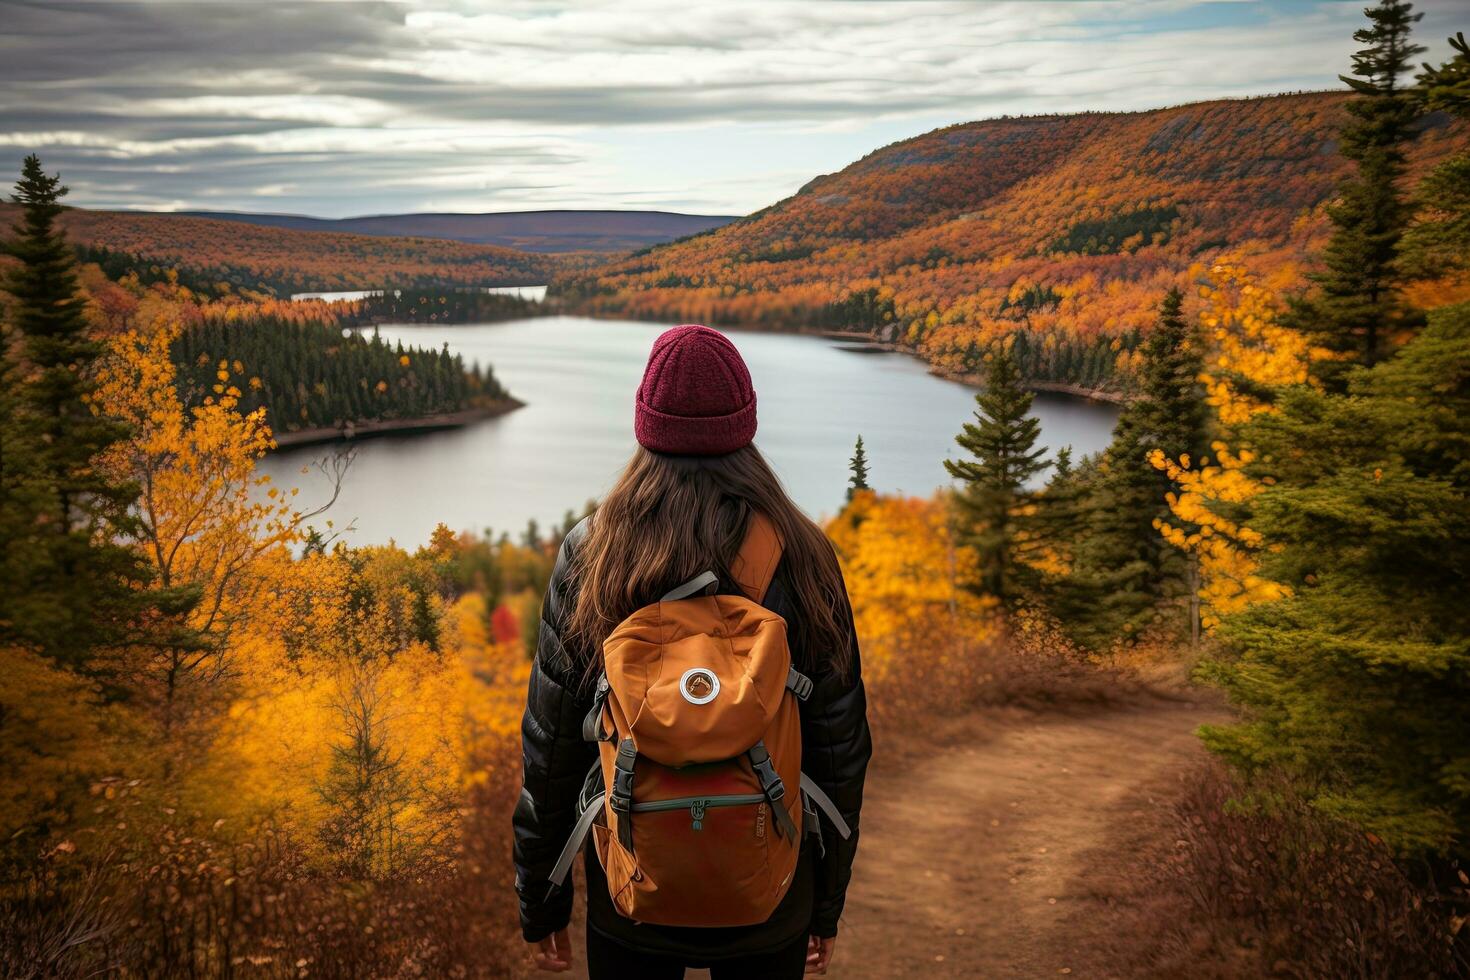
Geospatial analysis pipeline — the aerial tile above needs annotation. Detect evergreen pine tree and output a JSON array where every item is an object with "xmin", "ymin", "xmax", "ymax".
[
  {"xmin": 1290, "ymin": 0, "xmax": 1425, "ymax": 390},
  {"xmin": 1047, "ymin": 445, "xmax": 1072, "ymax": 485},
  {"xmin": 0, "ymin": 156, "xmax": 180, "ymax": 666},
  {"xmin": 1401, "ymin": 32, "xmax": 1470, "ymax": 279},
  {"xmin": 301, "ymin": 526, "xmax": 329, "ymax": 557},
  {"xmin": 1417, "ymin": 29, "xmax": 1470, "ymax": 114},
  {"xmin": 0, "ymin": 312, "xmax": 49, "ymax": 637},
  {"xmin": 944, "ymin": 347, "xmax": 1048, "ymax": 609},
  {"xmin": 1202, "ymin": 302, "xmax": 1470, "ymax": 856},
  {"xmin": 1033, "ymin": 444, "xmax": 1090, "ymax": 581},
  {"xmin": 847, "ymin": 435, "xmax": 871, "ymax": 501},
  {"xmin": 1052, "ymin": 290, "xmax": 1210, "ymax": 648},
  {"xmin": 522, "ymin": 518, "xmax": 542, "ymax": 551},
  {"xmin": 316, "ymin": 661, "xmax": 413, "ymax": 879}
]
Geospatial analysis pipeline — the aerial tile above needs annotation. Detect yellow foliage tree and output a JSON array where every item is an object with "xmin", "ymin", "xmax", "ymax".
[
  {"xmin": 1149, "ymin": 262, "xmax": 1311, "ymax": 628},
  {"xmin": 826, "ymin": 491, "xmax": 993, "ymax": 675},
  {"xmin": 93, "ymin": 296, "xmax": 344, "ymax": 742}
]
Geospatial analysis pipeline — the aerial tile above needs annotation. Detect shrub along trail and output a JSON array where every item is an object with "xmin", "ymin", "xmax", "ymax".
[{"xmin": 834, "ymin": 698, "xmax": 1230, "ymax": 979}]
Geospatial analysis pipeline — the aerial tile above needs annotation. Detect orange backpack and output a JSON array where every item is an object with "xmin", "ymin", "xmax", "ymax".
[{"xmin": 548, "ymin": 513, "xmax": 851, "ymax": 927}]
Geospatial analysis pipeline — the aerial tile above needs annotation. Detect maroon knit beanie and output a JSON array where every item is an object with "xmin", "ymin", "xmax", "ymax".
[{"xmin": 634, "ymin": 324, "xmax": 757, "ymax": 456}]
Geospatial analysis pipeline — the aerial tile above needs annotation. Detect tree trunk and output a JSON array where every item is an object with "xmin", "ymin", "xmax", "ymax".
[{"xmin": 1187, "ymin": 556, "xmax": 1201, "ymax": 648}]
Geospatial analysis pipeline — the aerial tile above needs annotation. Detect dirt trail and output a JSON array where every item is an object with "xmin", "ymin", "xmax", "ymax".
[
  {"xmin": 547, "ymin": 699, "xmax": 1226, "ymax": 979},
  {"xmin": 836, "ymin": 701, "xmax": 1228, "ymax": 979}
]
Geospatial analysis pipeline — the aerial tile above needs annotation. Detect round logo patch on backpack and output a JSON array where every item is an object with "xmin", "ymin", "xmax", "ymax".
[{"xmin": 679, "ymin": 667, "xmax": 720, "ymax": 705}]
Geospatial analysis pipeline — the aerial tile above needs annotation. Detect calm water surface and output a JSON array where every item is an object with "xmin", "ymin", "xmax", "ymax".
[{"xmin": 257, "ymin": 316, "xmax": 1119, "ymax": 546}]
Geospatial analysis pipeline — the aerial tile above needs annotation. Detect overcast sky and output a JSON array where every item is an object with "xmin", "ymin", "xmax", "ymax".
[{"xmin": 1, "ymin": 0, "xmax": 1463, "ymax": 218}]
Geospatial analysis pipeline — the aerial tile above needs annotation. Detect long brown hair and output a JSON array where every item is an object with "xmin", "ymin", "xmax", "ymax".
[{"xmin": 567, "ymin": 444, "xmax": 851, "ymax": 689}]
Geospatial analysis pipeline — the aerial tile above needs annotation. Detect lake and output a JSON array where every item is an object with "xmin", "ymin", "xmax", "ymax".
[{"xmin": 257, "ymin": 316, "xmax": 1120, "ymax": 547}]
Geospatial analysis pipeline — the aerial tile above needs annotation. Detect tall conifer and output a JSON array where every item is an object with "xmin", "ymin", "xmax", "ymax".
[
  {"xmin": 1402, "ymin": 32, "xmax": 1470, "ymax": 278},
  {"xmin": 0, "ymin": 314, "xmax": 47, "ymax": 635},
  {"xmin": 847, "ymin": 435, "xmax": 871, "ymax": 501},
  {"xmin": 0, "ymin": 156, "xmax": 171, "ymax": 666},
  {"xmin": 1033, "ymin": 444, "xmax": 1088, "ymax": 584},
  {"xmin": 1053, "ymin": 290, "xmax": 1210, "ymax": 647},
  {"xmin": 1291, "ymin": 0, "xmax": 1425, "ymax": 389},
  {"xmin": 1203, "ymin": 303, "xmax": 1470, "ymax": 855},
  {"xmin": 945, "ymin": 348, "xmax": 1047, "ymax": 609}
]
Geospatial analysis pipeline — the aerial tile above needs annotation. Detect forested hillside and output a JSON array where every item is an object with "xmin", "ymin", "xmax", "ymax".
[
  {"xmin": 557, "ymin": 91, "xmax": 1468, "ymax": 392},
  {"xmin": 174, "ymin": 318, "xmax": 511, "ymax": 441},
  {"xmin": 76, "ymin": 272, "xmax": 524, "ymax": 441},
  {"xmin": 0, "ymin": 204, "xmax": 595, "ymax": 297}
]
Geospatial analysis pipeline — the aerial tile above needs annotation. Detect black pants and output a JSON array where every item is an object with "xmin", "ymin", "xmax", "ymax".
[{"xmin": 586, "ymin": 927, "xmax": 808, "ymax": 979}]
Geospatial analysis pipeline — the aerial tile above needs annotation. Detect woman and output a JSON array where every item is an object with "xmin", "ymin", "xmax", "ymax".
[{"xmin": 512, "ymin": 324, "xmax": 872, "ymax": 978}]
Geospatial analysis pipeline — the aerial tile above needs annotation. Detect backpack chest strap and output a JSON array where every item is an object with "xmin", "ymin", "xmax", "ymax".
[{"xmin": 548, "ymin": 789, "xmax": 605, "ymax": 888}]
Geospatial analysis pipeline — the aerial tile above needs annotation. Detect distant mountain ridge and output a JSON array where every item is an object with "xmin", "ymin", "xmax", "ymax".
[
  {"xmin": 5, "ymin": 203, "xmax": 599, "ymax": 297},
  {"xmin": 173, "ymin": 209, "xmax": 739, "ymax": 253}
]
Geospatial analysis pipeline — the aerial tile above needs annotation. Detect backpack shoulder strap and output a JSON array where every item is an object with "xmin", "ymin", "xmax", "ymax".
[{"xmin": 730, "ymin": 512, "xmax": 783, "ymax": 603}]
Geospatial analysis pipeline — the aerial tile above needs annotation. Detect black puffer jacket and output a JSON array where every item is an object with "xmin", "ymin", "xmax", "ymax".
[{"xmin": 512, "ymin": 518, "xmax": 872, "ymax": 959}]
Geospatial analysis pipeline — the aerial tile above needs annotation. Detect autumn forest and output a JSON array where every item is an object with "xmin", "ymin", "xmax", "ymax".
[{"xmin": 3, "ymin": 1, "xmax": 1470, "ymax": 977}]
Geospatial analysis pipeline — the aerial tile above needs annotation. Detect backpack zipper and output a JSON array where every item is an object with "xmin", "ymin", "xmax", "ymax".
[{"xmin": 630, "ymin": 793, "xmax": 767, "ymax": 831}]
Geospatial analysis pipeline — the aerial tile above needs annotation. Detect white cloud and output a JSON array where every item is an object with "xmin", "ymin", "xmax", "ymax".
[{"xmin": 2, "ymin": 0, "xmax": 1464, "ymax": 215}]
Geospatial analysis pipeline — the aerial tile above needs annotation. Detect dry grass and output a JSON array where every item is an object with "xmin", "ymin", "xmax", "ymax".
[
  {"xmin": 876, "ymin": 610, "xmax": 1189, "ymax": 722},
  {"xmin": 1080, "ymin": 762, "xmax": 1470, "ymax": 979},
  {"xmin": 982, "ymin": 610, "xmax": 1191, "ymax": 710},
  {"xmin": 860, "ymin": 610, "xmax": 1196, "ymax": 777}
]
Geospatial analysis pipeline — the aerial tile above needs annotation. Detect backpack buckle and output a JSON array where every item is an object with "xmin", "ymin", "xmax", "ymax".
[
  {"xmin": 610, "ymin": 738, "xmax": 636, "ymax": 812},
  {"xmin": 748, "ymin": 741, "xmax": 785, "ymax": 803},
  {"xmin": 582, "ymin": 673, "xmax": 613, "ymax": 742},
  {"xmin": 786, "ymin": 667, "xmax": 814, "ymax": 702},
  {"xmin": 748, "ymin": 740, "xmax": 797, "ymax": 839},
  {"xmin": 610, "ymin": 781, "xmax": 634, "ymax": 811}
]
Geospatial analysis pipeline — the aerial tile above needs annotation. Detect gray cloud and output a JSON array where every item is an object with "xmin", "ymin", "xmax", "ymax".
[{"xmin": 2, "ymin": 0, "xmax": 1465, "ymax": 215}]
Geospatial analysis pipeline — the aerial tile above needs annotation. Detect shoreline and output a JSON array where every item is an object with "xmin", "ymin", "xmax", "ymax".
[
  {"xmin": 556, "ymin": 311, "xmax": 1132, "ymax": 405},
  {"xmin": 270, "ymin": 398, "xmax": 525, "ymax": 450},
  {"xmin": 1022, "ymin": 379, "xmax": 1132, "ymax": 404},
  {"xmin": 936, "ymin": 369, "xmax": 1134, "ymax": 404},
  {"xmin": 791, "ymin": 327, "xmax": 1132, "ymax": 403}
]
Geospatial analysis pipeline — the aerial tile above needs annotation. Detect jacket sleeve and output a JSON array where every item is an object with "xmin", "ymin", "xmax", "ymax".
[
  {"xmin": 512, "ymin": 527, "xmax": 597, "ymax": 943},
  {"xmin": 800, "ymin": 581, "xmax": 872, "ymax": 938}
]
